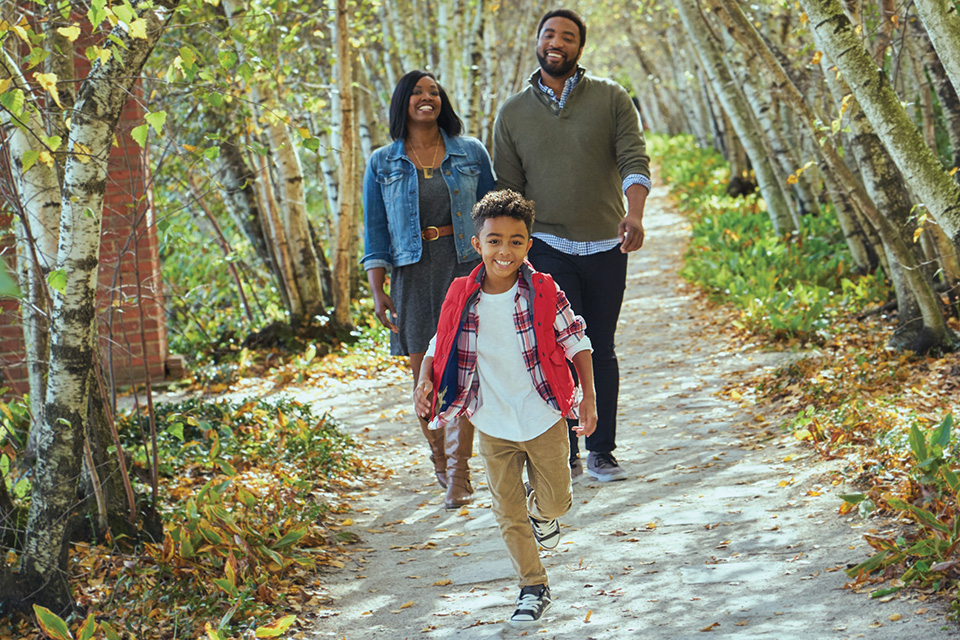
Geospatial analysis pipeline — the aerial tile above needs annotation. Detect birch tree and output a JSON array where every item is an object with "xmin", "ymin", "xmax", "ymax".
[
  {"xmin": 800, "ymin": 0, "xmax": 960, "ymax": 249},
  {"xmin": 221, "ymin": 0, "xmax": 327, "ymax": 327},
  {"xmin": 911, "ymin": 0, "xmax": 960, "ymax": 97},
  {"xmin": 0, "ymin": 0, "xmax": 182, "ymax": 611},
  {"xmin": 671, "ymin": 0, "xmax": 797, "ymax": 234}
]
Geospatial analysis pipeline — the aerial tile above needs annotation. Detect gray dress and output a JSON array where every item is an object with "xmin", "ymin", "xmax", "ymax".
[{"xmin": 390, "ymin": 170, "xmax": 480, "ymax": 356}]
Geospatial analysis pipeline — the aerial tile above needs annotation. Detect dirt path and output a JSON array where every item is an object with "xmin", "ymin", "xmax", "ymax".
[{"xmin": 291, "ymin": 185, "xmax": 957, "ymax": 639}]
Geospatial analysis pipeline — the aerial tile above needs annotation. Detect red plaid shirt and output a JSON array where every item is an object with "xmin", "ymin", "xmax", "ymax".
[{"xmin": 429, "ymin": 262, "xmax": 590, "ymax": 429}]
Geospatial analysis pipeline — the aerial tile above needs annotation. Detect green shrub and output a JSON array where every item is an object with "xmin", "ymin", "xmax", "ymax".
[{"xmin": 650, "ymin": 133, "xmax": 889, "ymax": 341}]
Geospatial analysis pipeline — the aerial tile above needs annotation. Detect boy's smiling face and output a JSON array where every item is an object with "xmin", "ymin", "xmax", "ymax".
[{"xmin": 472, "ymin": 216, "xmax": 533, "ymax": 294}]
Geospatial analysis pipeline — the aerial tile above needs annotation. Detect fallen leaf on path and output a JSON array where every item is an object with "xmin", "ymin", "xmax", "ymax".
[
  {"xmin": 584, "ymin": 610, "xmax": 592, "ymax": 623},
  {"xmin": 700, "ymin": 622, "xmax": 720, "ymax": 631},
  {"xmin": 399, "ymin": 601, "xmax": 414, "ymax": 609},
  {"xmin": 434, "ymin": 579, "xmax": 452, "ymax": 586},
  {"xmin": 889, "ymin": 614, "xmax": 902, "ymax": 621}
]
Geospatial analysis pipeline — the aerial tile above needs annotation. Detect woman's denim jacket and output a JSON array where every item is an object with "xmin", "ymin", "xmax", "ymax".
[{"xmin": 362, "ymin": 131, "xmax": 495, "ymax": 270}]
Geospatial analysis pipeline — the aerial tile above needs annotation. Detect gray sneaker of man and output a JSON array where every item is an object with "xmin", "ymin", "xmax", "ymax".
[{"xmin": 586, "ymin": 452, "xmax": 627, "ymax": 482}]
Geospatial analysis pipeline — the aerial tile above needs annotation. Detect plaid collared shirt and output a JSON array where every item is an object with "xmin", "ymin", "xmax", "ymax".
[{"xmin": 430, "ymin": 265, "xmax": 590, "ymax": 429}]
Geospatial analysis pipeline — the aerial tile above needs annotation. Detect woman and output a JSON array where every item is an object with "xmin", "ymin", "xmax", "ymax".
[{"xmin": 362, "ymin": 70, "xmax": 495, "ymax": 509}]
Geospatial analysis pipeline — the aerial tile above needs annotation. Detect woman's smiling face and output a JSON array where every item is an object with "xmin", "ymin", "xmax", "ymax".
[{"xmin": 407, "ymin": 76, "xmax": 441, "ymax": 126}]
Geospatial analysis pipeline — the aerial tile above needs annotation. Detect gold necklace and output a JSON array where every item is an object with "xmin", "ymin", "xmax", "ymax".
[{"xmin": 409, "ymin": 133, "xmax": 442, "ymax": 179}]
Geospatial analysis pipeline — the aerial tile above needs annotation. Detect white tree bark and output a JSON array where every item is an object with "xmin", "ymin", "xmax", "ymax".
[
  {"xmin": 0, "ymin": 49, "xmax": 60, "ymax": 454},
  {"xmin": 222, "ymin": 0, "xmax": 326, "ymax": 323},
  {"xmin": 911, "ymin": 0, "xmax": 960, "ymax": 97},
  {"xmin": 672, "ymin": 0, "xmax": 797, "ymax": 234},
  {"xmin": 801, "ymin": 0, "xmax": 960, "ymax": 248},
  {"xmin": 22, "ymin": 0, "xmax": 180, "ymax": 607}
]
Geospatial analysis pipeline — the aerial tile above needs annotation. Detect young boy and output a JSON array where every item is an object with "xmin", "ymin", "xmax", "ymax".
[{"xmin": 414, "ymin": 189, "xmax": 597, "ymax": 626}]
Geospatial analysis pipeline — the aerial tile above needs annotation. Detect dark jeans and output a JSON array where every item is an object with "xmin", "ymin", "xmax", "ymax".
[{"xmin": 527, "ymin": 238, "xmax": 628, "ymax": 457}]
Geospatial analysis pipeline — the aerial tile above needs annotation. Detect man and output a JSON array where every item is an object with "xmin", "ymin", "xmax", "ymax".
[{"xmin": 493, "ymin": 8, "xmax": 651, "ymax": 482}]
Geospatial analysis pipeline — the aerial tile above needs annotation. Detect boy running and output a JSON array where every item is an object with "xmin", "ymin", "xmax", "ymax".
[{"xmin": 414, "ymin": 189, "xmax": 597, "ymax": 626}]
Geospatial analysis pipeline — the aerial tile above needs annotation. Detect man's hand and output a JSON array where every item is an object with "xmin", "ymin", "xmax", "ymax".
[
  {"xmin": 618, "ymin": 214, "xmax": 645, "ymax": 253},
  {"xmin": 414, "ymin": 380, "xmax": 434, "ymax": 419},
  {"xmin": 572, "ymin": 393, "xmax": 597, "ymax": 437}
]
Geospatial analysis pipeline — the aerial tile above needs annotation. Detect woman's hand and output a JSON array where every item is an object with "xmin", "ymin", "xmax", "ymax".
[
  {"xmin": 414, "ymin": 380, "xmax": 434, "ymax": 419},
  {"xmin": 373, "ymin": 290, "xmax": 399, "ymax": 333}
]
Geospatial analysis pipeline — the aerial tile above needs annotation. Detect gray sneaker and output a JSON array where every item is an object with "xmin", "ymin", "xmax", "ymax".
[{"xmin": 586, "ymin": 452, "xmax": 627, "ymax": 482}]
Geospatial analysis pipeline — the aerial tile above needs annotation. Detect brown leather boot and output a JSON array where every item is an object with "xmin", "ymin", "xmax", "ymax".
[
  {"xmin": 419, "ymin": 418, "xmax": 447, "ymax": 489},
  {"xmin": 444, "ymin": 417, "xmax": 475, "ymax": 509}
]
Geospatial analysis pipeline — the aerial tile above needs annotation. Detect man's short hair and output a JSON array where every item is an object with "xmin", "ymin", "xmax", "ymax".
[
  {"xmin": 537, "ymin": 9, "xmax": 587, "ymax": 49},
  {"xmin": 472, "ymin": 190, "xmax": 535, "ymax": 236}
]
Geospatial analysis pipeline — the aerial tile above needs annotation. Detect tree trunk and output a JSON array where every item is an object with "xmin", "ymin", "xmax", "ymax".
[
  {"xmin": 672, "ymin": 0, "xmax": 797, "ymax": 234},
  {"xmin": 0, "ymin": 49, "xmax": 59, "ymax": 461},
  {"xmin": 19, "ymin": 0, "xmax": 181, "ymax": 613},
  {"xmin": 911, "ymin": 0, "xmax": 960, "ymax": 97},
  {"xmin": 333, "ymin": 0, "xmax": 358, "ymax": 327},
  {"xmin": 801, "ymin": 0, "xmax": 960, "ymax": 249},
  {"xmin": 908, "ymin": 17, "xmax": 960, "ymax": 181}
]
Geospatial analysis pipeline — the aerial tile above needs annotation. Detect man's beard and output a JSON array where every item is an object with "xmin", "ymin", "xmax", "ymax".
[{"xmin": 537, "ymin": 50, "xmax": 578, "ymax": 78}]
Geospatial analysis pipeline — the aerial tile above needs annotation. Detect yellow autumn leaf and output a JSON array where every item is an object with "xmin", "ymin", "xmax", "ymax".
[
  {"xmin": 11, "ymin": 22, "xmax": 29, "ymax": 42},
  {"xmin": 399, "ymin": 601, "xmax": 414, "ymax": 609},
  {"xmin": 73, "ymin": 142, "xmax": 92, "ymax": 164},
  {"xmin": 729, "ymin": 390, "xmax": 742, "ymax": 400},
  {"xmin": 794, "ymin": 429, "xmax": 812, "ymax": 440},
  {"xmin": 810, "ymin": 51, "xmax": 822, "ymax": 65},
  {"xmin": 787, "ymin": 174, "xmax": 799, "ymax": 185},
  {"xmin": 298, "ymin": 127, "xmax": 312, "ymax": 139},
  {"xmin": 56, "ymin": 25, "xmax": 81, "ymax": 42},
  {"xmin": 433, "ymin": 579, "xmax": 452, "ymax": 586},
  {"xmin": 341, "ymin": 518, "xmax": 353, "ymax": 526},
  {"xmin": 128, "ymin": 18, "xmax": 148, "ymax": 39},
  {"xmin": 799, "ymin": 12, "xmax": 809, "ymax": 25},
  {"xmin": 949, "ymin": 167, "xmax": 958, "ymax": 176},
  {"xmin": 913, "ymin": 227, "xmax": 924, "ymax": 243},
  {"xmin": 0, "ymin": 77, "xmax": 11, "ymax": 94},
  {"xmin": 183, "ymin": 144, "xmax": 197, "ymax": 152},
  {"xmin": 889, "ymin": 613, "xmax": 902, "ymax": 621},
  {"xmin": 585, "ymin": 609, "xmax": 593, "ymax": 623},
  {"xmin": 34, "ymin": 73, "xmax": 63, "ymax": 108},
  {"xmin": 38, "ymin": 151, "xmax": 54, "ymax": 168}
]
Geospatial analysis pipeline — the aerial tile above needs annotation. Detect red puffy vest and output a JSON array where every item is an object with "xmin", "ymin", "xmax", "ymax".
[{"xmin": 430, "ymin": 262, "xmax": 576, "ymax": 420}]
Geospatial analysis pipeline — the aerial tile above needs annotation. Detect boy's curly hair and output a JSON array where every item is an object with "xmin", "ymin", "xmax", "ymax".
[{"xmin": 472, "ymin": 190, "xmax": 536, "ymax": 236}]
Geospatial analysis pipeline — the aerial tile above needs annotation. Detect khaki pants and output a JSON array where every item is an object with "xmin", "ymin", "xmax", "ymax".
[{"xmin": 478, "ymin": 418, "xmax": 572, "ymax": 587}]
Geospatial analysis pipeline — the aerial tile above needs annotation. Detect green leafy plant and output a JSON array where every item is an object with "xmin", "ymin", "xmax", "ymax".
[
  {"xmin": 842, "ymin": 415, "xmax": 960, "ymax": 598},
  {"xmin": 650, "ymin": 133, "xmax": 889, "ymax": 342}
]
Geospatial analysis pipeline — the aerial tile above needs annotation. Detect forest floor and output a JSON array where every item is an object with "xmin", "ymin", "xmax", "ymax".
[{"xmin": 235, "ymin": 183, "xmax": 959, "ymax": 639}]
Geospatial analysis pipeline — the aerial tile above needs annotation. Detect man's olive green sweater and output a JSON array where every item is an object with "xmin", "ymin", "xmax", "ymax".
[{"xmin": 493, "ymin": 70, "xmax": 651, "ymax": 241}]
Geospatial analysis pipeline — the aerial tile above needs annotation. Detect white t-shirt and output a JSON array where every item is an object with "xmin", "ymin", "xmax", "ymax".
[{"xmin": 469, "ymin": 282, "xmax": 562, "ymax": 442}]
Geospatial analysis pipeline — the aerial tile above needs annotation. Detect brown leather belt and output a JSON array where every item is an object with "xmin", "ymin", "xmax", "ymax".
[{"xmin": 421, "ymin": 224, "xmax": 454, "ymax": 241}]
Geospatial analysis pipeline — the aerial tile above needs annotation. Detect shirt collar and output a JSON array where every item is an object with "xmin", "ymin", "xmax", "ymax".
[{"xmin": 533, "ymin": 66, "xmax": 585, "ymax": 105}]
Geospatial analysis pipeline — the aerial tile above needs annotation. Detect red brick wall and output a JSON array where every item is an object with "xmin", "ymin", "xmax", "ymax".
[{"xmin": 0, "ymin": 56, "xmax": 170, "ymax": 399}]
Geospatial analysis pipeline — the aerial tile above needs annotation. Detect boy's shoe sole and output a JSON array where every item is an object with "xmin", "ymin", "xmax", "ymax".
[
  {"xmin": 510, "ymin": 585, "xmax": 552, "ymax": 626},
  {"xmin": 510, "ymin": 599, "xmax": 551, "ymax": 627}
]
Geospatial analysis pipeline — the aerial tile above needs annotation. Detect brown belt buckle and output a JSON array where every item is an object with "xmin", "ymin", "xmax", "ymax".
[{"xmin": 422, "ymin": 226, "xmax": 440, "ymax": 241}]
